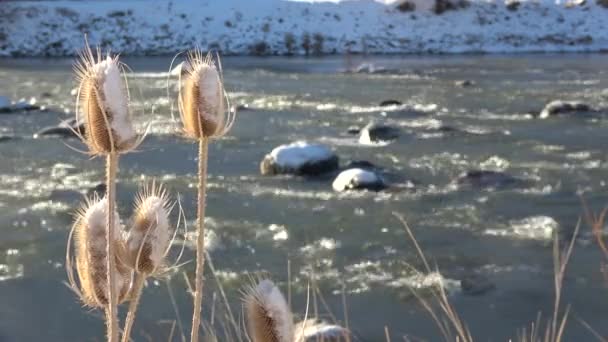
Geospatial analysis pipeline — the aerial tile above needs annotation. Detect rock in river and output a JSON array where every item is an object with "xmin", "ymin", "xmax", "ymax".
[
  {"xmin": 359, "ymin": 122, "xmax": 400, "ymax": 144},
  {"xmin": 260, "ymin": 141, "xmax": 339, "ymax": 176},
  {"xmin": 379, "ymin": 99, "xmax": 403, "ymax": 107},
  {"xmin": 332, "ymin": 168, "xmax": 385, "ymax": 192},
  {"xmin": 454, "ymin": 170, "xmax": 522, "ymax": 189},
  {"xmin": 538, "ymin": 100, "xmax": 592, "ymax": 119}
]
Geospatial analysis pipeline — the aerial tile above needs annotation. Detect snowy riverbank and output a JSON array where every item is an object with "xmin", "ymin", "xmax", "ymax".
[{"xmin": 1, "ymin": 0, "xmax": 607, "ymax": 57}]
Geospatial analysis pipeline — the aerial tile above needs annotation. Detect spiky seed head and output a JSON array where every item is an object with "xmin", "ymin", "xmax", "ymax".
[
  {"xmin": 70, "ymin": 197, "xmax": 132, "ymax": 307},
  {"xmin": 244, "ymin": 279, "xmax": 294, "ymax": 342},
  {"xmin": 126, "ymin": 183, "xmax": 172, "ymax": 275},
  {"xmin": 179, "ymin": 49, "xmax": 235, "ymax": 139},
  {"xmin": 74, "ymin": 45, "xmax": 138, "ymax": 155}
]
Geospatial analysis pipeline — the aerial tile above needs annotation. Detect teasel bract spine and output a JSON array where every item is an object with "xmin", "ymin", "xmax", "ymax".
[
  {"xmin": 67, "ymin": 196, "xmax": 132, "ymax": 309},
  {"xmin": 73, "ymin": 44, "xmax": 140, "ymax": 342},
  {"xmin": 121, "ymin": 182, "xmax": 173, "ymax": 342},
  {"xmin": 243, "ymin": 279, "xmax": 295, "ymax": 342},
  {"xmin": 177, "ymin": 48, "xmax": 235, "ymax": 341}
]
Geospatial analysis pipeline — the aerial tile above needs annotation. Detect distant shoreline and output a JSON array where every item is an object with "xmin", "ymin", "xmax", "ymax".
[{"xmin": 2, "ymin": 0, "xmax": 607, "ymax": 57}]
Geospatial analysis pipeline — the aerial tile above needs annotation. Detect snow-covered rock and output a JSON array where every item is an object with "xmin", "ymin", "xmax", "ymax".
[
  {"xmin": 260, "ymin": 141, "xmax": 339, "ymax": 176},
  {"xmin": 359, "ymin": 122, "xmax": 400, "ymax": 144},
  {"xmin": 332, "ymin": 168, "xmax": 385, "ymax": 192},
  {"xmin": 538, "ymin": 100, "xmax": 593, "ymax": 119}
]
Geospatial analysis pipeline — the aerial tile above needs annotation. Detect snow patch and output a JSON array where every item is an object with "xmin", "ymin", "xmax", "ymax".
[
  {"xmin": 332, "ymin": 168, "xmax": 381, "ymax": 191},
  {"xmin": 270, "ymin": 141, "xmax": 335, "ymax": 169}
]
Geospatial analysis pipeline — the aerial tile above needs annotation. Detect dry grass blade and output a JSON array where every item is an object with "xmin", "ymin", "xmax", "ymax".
[{"xmin": 393, "ymin": 212, "xmax": 472, "ymax": 342}]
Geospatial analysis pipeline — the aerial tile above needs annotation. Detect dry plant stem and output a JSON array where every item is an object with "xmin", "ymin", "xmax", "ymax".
[
  {"xmin": 191, "ymin": 138, "xmax": 209, "ymax": 342},
  {"xmin": 121, "ymin": 274, "xmax": 145, "ymax": 342},
  {"xmin": 106, "ymin": 152, "xmax": 119, "ymax": 342}
]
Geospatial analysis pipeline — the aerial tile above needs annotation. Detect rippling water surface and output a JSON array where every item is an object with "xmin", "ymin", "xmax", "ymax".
[{"xmin": 1, "ymin": 54, "xmax": 608, "ymax": 341}]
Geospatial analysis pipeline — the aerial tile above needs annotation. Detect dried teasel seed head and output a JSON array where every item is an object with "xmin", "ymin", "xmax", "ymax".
[
  {"xmin": 68, "ymin": 197, "xmax": 132, "ymax": 307},
  {"xmin": 126, "ymin": 183, "xmax": 172, "ymax": 275},
  {"xmin": 243, "ymin": 279, "xmax": 294, "ymax": 342},
  {"xmin": 74, "ymin": 45, "xmax": 138, "ymax": 155},
  {"xmin": 178, "ymin": 49, "xmax": 235, "ymax": 139}
]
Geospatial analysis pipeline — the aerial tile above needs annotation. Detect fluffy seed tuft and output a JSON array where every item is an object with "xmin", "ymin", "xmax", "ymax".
[
  {"xmin": 243, "ymin": 279, "xmax": 294, "ymax": 342},
  {"xmin": 74, "ymin": 45, "xmax": 138, "ymax": 154},
  {"xmin": 178, "ymin": 49, "xmax": 235, "ymax": 139},
  {"xmin": 126, "ymin": 183, "xmax": 172, "ymax": 275},
  {"xmin": 67, "ymin": 196, "xmax": 132, "ymax": 307}
]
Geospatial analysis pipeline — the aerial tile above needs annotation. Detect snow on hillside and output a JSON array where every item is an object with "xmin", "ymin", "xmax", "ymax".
[{"xmin": 0, "ymin": 0, "xmax": 607, "ymax": 57}]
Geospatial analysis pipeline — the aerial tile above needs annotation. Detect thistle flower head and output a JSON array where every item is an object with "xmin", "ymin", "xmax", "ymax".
[
  {"xmin": 243, "ymin": 279, "xmax": 294, "ymax": 342},
  {"xmin": 74, "ymin": 45, "xmax": 138, "ymax": 155},
  {"xmin": 126, "ymin": 182, "xmax": 172, "ymax": 275},
  {"xmin": 67, "ymin": 196, "xmax": 132, "ymax": 307},
  {"xmin": 178, "ymin": 49, "xmax": 235, "ymax": 140}
]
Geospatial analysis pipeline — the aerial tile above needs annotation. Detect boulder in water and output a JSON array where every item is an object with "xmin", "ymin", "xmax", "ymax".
[
  {"xmin": 0, "ymin": 135, "xmax": 17, "ymax": 143},
  {"xmin": 332, "ymin": 168, "xmax": 385, "ymax": 192},
  {"xmin": 0, "ymin": 97, "xmax": 41, "ymax": 113},
  {"xmin": 359, "ymin": 122, "xmax": 400, "ymax": 144},
  {"xmin": 538, "ymin": 100, "xmax": 592, "ymax": 119},
  {"xmin": 455, "ymin": 170, "xmax": 521, "ymax": 189},
  {"xmin": 87, "ymin": 183, "xmax": 107, "ymax": 198},
  {"xmin": 460, "ymin": 274, "xmax": 495, "ymax": 296},
  {"xmin": 455, "ymin": 80, "xmax": 475, "ymax": 87},
  {"xmin": 260, "ymin": 142, "xmax": 339, "ymax": 176},
  {"xmin": 379, "ymin": 99, "xmax": 403, "ymax": 107},
  {"xmin": 346, "ymin": 125, "xmax": 360, "ymax": 135}
]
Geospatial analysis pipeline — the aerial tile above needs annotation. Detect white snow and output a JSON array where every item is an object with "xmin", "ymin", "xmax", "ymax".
[
  {"xmin": 485, "ymin": 215, "xmax": 558, "ymax": 240},
  {"xmin": 270, "ymin": 141, "xmax": 335, "ymax": 169},
  {"xmin": 192, "ymin": 62, "xmax": 223, "ymax": 121},
  {"xmin": 92, "ymin": 57, "xmax": 136, "ymax": 144},
  {"xmin": 127, "ymin": 195, "xmax": 171, "ymax": 271},
  {"xmin": 2, "ymin": 0, "xmax": 608, "ymax": 56},
  {"xmin": 332, "ymin": 168, "xmax": 380, "ymax": 191}
]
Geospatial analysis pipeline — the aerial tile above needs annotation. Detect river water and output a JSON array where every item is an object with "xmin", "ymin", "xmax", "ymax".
[{"xmin": 0, "ymin": 54, "xmax": 607, "ymax": 341}]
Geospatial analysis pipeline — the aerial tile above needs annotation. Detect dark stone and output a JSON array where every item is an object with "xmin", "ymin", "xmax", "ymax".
[
  {"xmin": 346, "ymin": 126, "xmax": 360, "ymax": 135},
  {"xmin": 455, "ymin": 80, "xmax": 475, "ymax": 87},
  {"xmin": 0, "ymin": 102, "xmax": 41, "ymax": 114},
  {"xmin": 49, "ymin": 189, "xmax": 82, "ymax": 204},
  {"xmin": 396, "ymin": 1, "xmax": 416, "ymax": 12},
  {"xmin": 455, "ymin": 170, "xmax": 522, "ymax": 189},
  {"xmin": 379, "ymin": 99, "xmax": 403, "ymax": 107},
  {"xmin": 34, "ymin": 118, "xmax": 85, "ymax": 138},
  {"xmin": 86, "ymin": 183, "xmax": 107, "ymax": 198},
  {"xmin": 359, "ymin": 122, "xmax": 400, "ymax": 143},
  {"xmin": 0, "ymin": 135, "xmax": 17, "ymax": 143},
  {"xmin": 297, "ymin": 155, "xmax": 340, "ymax": 176},
  {"xmin": 461, "ymin": 274, "xmax": 496, "ymax": 296},
  {"xmin": 506, "ymin": 0, "xmax": 521, "ymax": 11},
  {"xmin": 236, "ymin": 103, "xmax": 252, "ymax": 111},
  {"xmin": 344, "ymin": 160, "xmax": 377, "ymax": 170}
]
